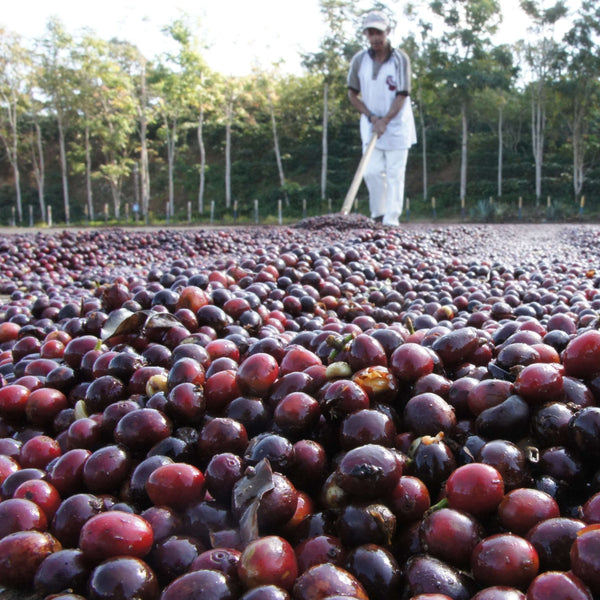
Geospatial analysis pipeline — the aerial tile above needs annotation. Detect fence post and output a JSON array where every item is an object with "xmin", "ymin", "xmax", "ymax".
[
  {"xmin": 278, "ymin": 199, "xmax": 282, "ymax": 225},
  {"xmin": 579, "ymin": 196, "xmax": 585, "ymax": 217},
  {"xmin": 254, "ymin": 199, "xmax": 259, "ymax": 224},
  {"xmin": 432, "ymin": 197, "xmax": 436, "ymax": 220},
  {"xmin": 104, "ymin": 203, "xmax": 109, "ymax": 225},
  {"xmin": 29, "ymin": 205, "xmax": 33, "ymax": 227},
  {"xmin": 210, "ymin": 201, "xmax": 215, "ymax": 224},
  {"xmin": 302, "ymin": 198, "xmax": 307, "ymax": 220},
  {"xmin": 233, "ymin": 200, "xmax": 238, "ymax": 223},
  {"xmin": 405, "ymin": 197, "xmax": 410, "ymax": 222},
  {"xmin": 518, "ymin": 197, "xmax": 523, "ymax": 220},
  {"xmin": 47, "ymin": 205, "xmax": 52, "ymax": 227},
  {"xmin": 187, "ymin": 201, "xmax": 192, "ymax": 224}
]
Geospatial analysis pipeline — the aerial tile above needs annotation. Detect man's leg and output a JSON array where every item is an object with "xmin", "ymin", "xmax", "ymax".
[
  {"xmin": 363, "ymin": 147, "xmax": 386, "ymax": 220},
  {"xmin": 382, "ymin": 148, "xmax": 409, "ymax": 226}
]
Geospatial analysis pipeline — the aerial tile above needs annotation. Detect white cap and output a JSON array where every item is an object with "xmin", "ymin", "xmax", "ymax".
[{"xmin": 362, "ymin": 11, "xmax": 390, "ymax": 32}]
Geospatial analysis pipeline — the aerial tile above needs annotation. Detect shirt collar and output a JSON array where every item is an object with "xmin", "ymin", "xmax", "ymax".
[{"xmin": 368, "ymin": 41, "xmax": 393, "ymax": 62}]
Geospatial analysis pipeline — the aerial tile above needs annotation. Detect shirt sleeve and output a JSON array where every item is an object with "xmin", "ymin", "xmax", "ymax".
[
  {"xmin": 396, "ymin": 50, "xmax": 412, "ymax": 95},
  {"xmin": 347, "ymin": 52, "xmax": 363, "ymax": 92}
]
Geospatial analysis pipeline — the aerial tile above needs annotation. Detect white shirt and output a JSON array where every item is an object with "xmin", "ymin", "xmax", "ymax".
[{"xmin": 348, "ymin": 47, "xmax": 417, "ymax": 151}]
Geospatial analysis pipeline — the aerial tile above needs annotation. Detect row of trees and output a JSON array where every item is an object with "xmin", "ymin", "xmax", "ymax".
[{"xmin": 0, "ymin": 0, "xmax": 599, "ymax": 226}]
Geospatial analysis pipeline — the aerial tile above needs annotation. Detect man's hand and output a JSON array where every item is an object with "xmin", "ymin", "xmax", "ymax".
[{"xmin": 373, "ymin": 117, "xmax": 388, "ymax": 137}]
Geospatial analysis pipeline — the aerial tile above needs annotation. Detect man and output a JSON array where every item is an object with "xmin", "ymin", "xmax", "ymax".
[{"xmin": 347, "ymin": 10, "xmax": 417, "ymax": 226}]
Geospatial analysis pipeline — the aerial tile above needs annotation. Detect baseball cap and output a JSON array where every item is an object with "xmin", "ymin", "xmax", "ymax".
[{"xmin": 362, "ymin": 11, "xmax": 390, "ymax": 32}]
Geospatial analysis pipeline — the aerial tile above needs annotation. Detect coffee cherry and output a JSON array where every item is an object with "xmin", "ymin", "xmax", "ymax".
[
  {"xmin": 445, "ymin": 463, "xmax": 504, "ymax": 516},
  {"xmin": 471, "ymin": 533, "xmax": 539, "ymax": 589},
  {"xmin": 238, "ymin": 535, "xmax": 298, "ymax": 591}
]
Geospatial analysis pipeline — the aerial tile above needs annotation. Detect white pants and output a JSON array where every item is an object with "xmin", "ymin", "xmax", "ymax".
[{"xmin": 363, "ymin": 147, "xmax": 409, "ymax": 226}]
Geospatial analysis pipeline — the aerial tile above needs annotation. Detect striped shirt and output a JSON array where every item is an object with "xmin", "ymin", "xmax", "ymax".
[
  {"xmin": 347, "ymin": 45, "xmax": 412, "ymax": 95},
  {"xmin": 348, "ymin": 45, "xmax": 417, "ymax": 150}
]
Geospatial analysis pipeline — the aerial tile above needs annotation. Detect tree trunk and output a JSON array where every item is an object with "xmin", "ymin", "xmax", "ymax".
[
  {"xmin": 0, "ymin": 93, "xmax": 23, "ymax": 222},
  {"xmin": 225, "ymin": 100, "xmax": 233, "ymax": 209},
  {"xmin": 198, "ymin": 106, "xmax": 206, "ymax": 214},
  {"xmin": 139, "ymin": 60, "xmax": 150, "ymax": 221},
  {"xmin": 321, "ymin": 82, "xmax": 329, "ymax": 201},
  {"xmin": 10, "ymin": 160, "xmax": 22, "ymax": 224},
  {"xmin": 110, "ymin": 176, "xmax": 122, "ymax": 219},
  {"xmin": 572, "ymin": 117, "xmax": 584, "ymax": 199},
  {"xmin": 573, "ymin": 145, "xmax": 584, "ymax": 199},
  {"xmin": 10, "ymin": 111, "xmax": 22, "ymax": 222},
  {"xmin": 460, "ymin": 101, "xmax": 468, "ymax": 203},
  {"xmin": 140, "ymin": 133, "xmax": 150, "ymax": 220},
  {"xmin": 165, "ymin": 116, "xmax": 177, "ymax": 217},
  {"xmin": 570, "ymin": 95, "xmax": 586, "ymax": 200},
  {"xmin": 57, "ymin": 111, "xmax": 70, "ymax": 224},
  {"xmin": 84, "ymin": 123, "xmax": 94, "ymax": 221},
  {"xmin": 418, "ymin": 88, "xmax": 428, "ymax": 200},
  {"xmin": 531, "ymin": 82, "xmax": 545, "ymax": 205},
  {"xmin": 421, "ymin": 132, "xmax": 428, "ymax": 201},
  {"xmin": 133, "ymin": 162, "xmax": 141, "ymax": 213},
  {"xmin": 270, "ymin": 100, "xmax": 287, "ymax": 204},
  {"xmin": 497, "ymin": 104, "xmax": 503, "ymax": 198},
  {"xmin": 31, "ymin": 118, "xmax": 46, "ymax": 223}
]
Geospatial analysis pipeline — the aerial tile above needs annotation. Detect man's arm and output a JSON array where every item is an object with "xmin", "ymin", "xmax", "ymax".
[
  {"xmin": 348, "ymin": 88, "xmax": 378, "ymax": 126},
  {"xmin": 373, "ymin": 92, "xmax": 408, "ymax": 136}
]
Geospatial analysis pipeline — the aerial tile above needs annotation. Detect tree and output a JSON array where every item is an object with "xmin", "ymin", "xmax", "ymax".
[
  {"xmin": 556, "ymin": 0, "xmax": 600, "ymax": 200},
  {"xmin": 66, "ymin": 34, "xmax": 139, "ymax": 221},
  {"xmin": 95, "ymin": 39, "xmax": 138, "ymax": 220},
  {"xmin": 470, "ymin": 43, "xmax": 519, "ymax": 198},
  {"xmin": 28, "ymin": 98, "xmax": 47, "ymax": 223},
  {"xmin": 404, "ymin": 25, "xmax": 439, "ymax": 201},
  {"xmin": 428, "ymin": 0, "xmax": 506, "ymax": 204},
  {"xmin": 4, "ymin": 9, "xmax": 600, "ymax": 226},
  {"xmin": 153, "ymin": 18, "xmax": 206, "ymax": 218},
  {"xmin": 302, "ymin": 0, "xmax": 360, "ymax": 202},
  {"xmin": 273, "ymin": 71, "xmax": 325, "ymax": 192},
  {"xmin": 219, "ymin": 75, "xmax": 255, "ymax": 210},
  {"xmin": 138, "ymin": 57, "xmax": 151, "ymax": 221},
  {"xmin": 0, "ymin": 27, "xmax": 31, "ymax": 223},
  {"xmin": 477, "ymin": 87, "xmax": 509, "ymax": 197},
  {"xmin": 197, "ymin": 71, "xmax": 207, "ymax": 214},
  {"xmin": 223, "ymin": 80, "xmax": 235, "ymax": 210},
  {"xmin": 268, "ymin": 89, "xmax": 286, "ymax": 200},
  {"xmin": 519, "ymin": 0, "xmax": 568, "ymax": 203},
  {"xmin": 110, "ymin": 42, "xmax": 153, "ymax": 221},
  {"xmin": 175, "ymin": 27, "xmax": 210, "ymax": 216},
  {"xmin": 253, "ymin": 68, "xmax": 289, "ymax": 204},
  {"xmin": 69, "ymin": 32, "xmax": 103, "ymax": 222},
  {"xmin": 36, "ymin": 18, "xmax": 76, "ymax": 224}
]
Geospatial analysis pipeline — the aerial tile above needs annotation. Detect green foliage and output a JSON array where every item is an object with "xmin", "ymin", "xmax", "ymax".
[{"xmin": 0, "ymin": 5, "xmax": 600, "ymax": 226}]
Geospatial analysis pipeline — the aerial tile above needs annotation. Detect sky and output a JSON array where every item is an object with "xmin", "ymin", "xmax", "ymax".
[
  {"xmin": 0, "ymin": 0, "xmax": 570, "ymax": 76},
  {"xmin": 0, "ymin": 0, "xmax": 327, "ymax": 75}
]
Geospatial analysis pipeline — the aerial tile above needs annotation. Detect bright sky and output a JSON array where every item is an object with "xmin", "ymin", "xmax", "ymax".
[
  {"xmin": 0, "ymin": 0, "xmax": 327, "ymax": 75},
  {"xmin": 0, "ymin": 0, "xmax": 570, "ymax": 76}
]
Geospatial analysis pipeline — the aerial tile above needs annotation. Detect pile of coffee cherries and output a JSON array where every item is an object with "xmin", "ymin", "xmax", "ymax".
[{"xmin": 0, "ymin": 221, "xmax": 599, "ymax": 600}]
